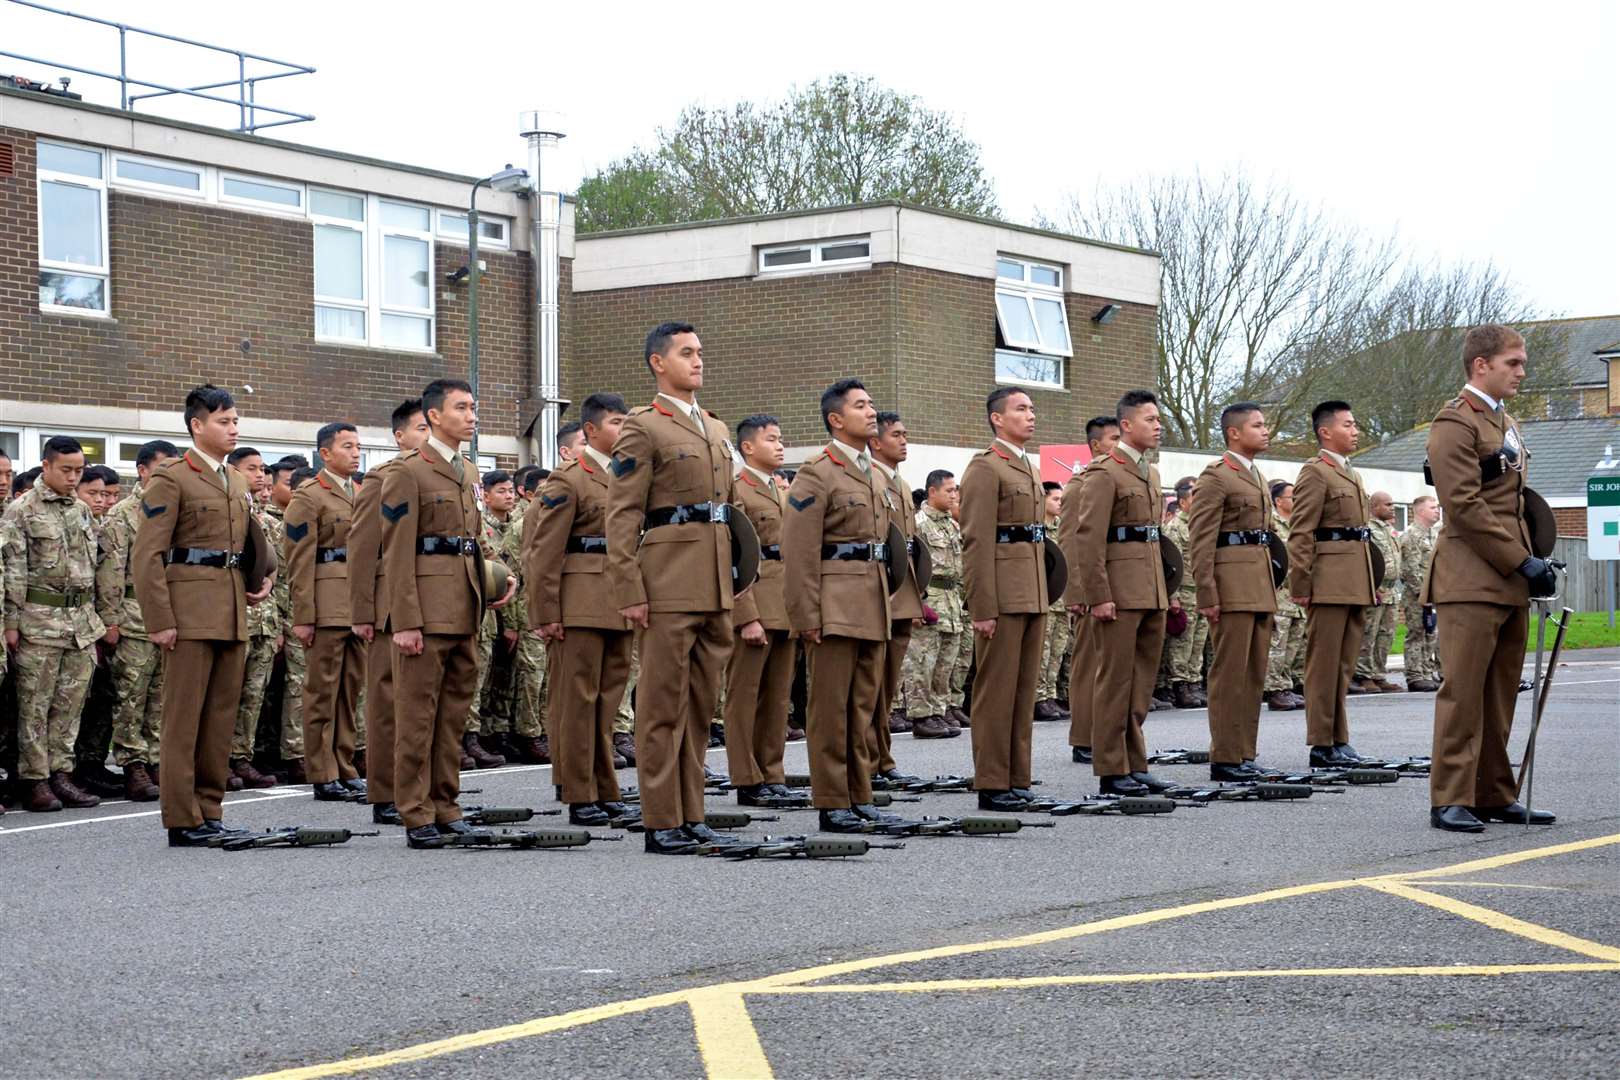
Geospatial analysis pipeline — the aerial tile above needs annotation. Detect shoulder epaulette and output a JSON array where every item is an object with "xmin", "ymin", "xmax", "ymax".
[{"xmin": 629, "ymin": 405, "xmax": 655, "ymax": 416}]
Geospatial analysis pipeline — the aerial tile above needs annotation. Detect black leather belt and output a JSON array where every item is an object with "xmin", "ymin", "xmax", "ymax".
[
  {"xmin": 997, "ymin": 523, "xmax": 1048, "ymax": 543},
  {"xmin": 645, "ymin": 502, "xmax": 731, "ymax": 529},
  {"xmin": 418, "ymin": 535, "xmax": 476, "ymax": 556},
  {"xmin": 1107, "ymin": 525, "xmax": 1160, "ymax": 543},
  {"xmin": 164, "ymin": 547, "xmax": 241, "ymax": 569},
  {"xmin": 565, "ymin": 535, "xmax": 607, "ymax": 554},
  {"xmin": 823, "ymin": 541, "xmax": 888, "ymax": 562},
  {"xmin": 1424, "ymin": 452, "xmax": 1511, "ymax": 487},
  {"xmin": 1314, "ymin": 527, "xmax": 1370, "ymax": 543},
  {"xmin": 1216, "ymin": 529, "xmax": 1274, "ymax": 548},
  {"xmin": 761, "ymin": 544, "xmax": 781, "ymax": 561},
  {"xmin": 318, "ymin": 547, "xmax": 347, "ymax": 563}
]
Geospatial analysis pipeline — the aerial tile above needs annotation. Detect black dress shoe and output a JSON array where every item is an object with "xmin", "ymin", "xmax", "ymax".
[
  {"xmin": 1071, "ymin": 746, "xmax": 1093, "ymax": 764},
  {"xmin": 1309, "ymin": 745, "xmax": 1349, "ymax": 768},
  {"xmin": 340, "ymin": 777, "xmax": 367, "ymax": 794},
  {"xmin": 736, "ymin": 783, "xmax": 769, "ymax": 806},
  {"xmin": 978, "ymin": 790, "xmax": 1031, "ymax": 812},
  {"xmin": 645, "ymin": 827, "xmax": 700, "ymax": 854},
  {"xmin": 877, "ymin": 768, "xmax": 921, "ymax": 785},
  {"xmin": 569, "ymin": 802, "xmax": 610, "ymax": 826},
  {"xmin": 167, "ymin": 825, "xmax": 217, "ymax": 847},
  {"xmin": 1474, "ymin": 802, "xmax": 1556, "ymax": 825},
  {"xmin": 852, "ymin": 803, "xmax": 904, "ymax": 824},
  {"xmin": 437, "ymin": 818, "xmax": 485, "ymax": 837},
  {"xmin": 819, "ymin": 808, "xmax": 868, "ymax": 833},
  {"xmin": 406, "ymin": 824, "xmax": 449, "ymax": 848},
  {"xmin": 1517, "ymin": 679, "xmax": 1533, "ymax": 693},
  {"xmin": 596, "ymin": 800, "xmax": 635, "ymax": 820},
  {"xmin": 1009, "ymin": 787, "xmax": 1037, "ymax": 802},
  {"xmin": 202, "ymin": 818, "xmax": 250, "ymax": 835},
  {"xmin": 312, "ymin": 781, "xmax": 350, "ymax": 801},
  {"xmin": 684, "ymin": 821, "xmax": 740, "ymax": 845},
  {"xmin": 1334, "ymin": 743, "xmax": 1363, "ymax": 762},
  {"xmin": 1099, "ymin": 775, "xmax": 1147, "ymax": 796},
  {"xmin": 1129, "ymin": 771, "xmax": 1173, "ymax": 793},
  {"xmin": 1210, "ymin": 762, "xmax": 1262, "ymax": 782},
  {"xmin": 371, "ymin": 802, "xmax": 404, "ymax": 826},
  {"xmin": 1431, "ymin": 805, "xmax": 1486, "ymax": 833}
]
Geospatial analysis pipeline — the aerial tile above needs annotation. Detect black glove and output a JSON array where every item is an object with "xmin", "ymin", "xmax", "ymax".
[
  {"xmin": 1421, "ymin": 605, "xmax": 1437, "ymax": 634},
  {"xmin": 1518, "ymin": 556, "xmax": 1558, "ymax": 598}
]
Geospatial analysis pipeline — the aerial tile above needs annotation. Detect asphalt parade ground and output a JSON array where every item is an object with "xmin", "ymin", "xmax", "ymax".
[{"xmin": 2, "ymin": 649, "xmax": 1616, "ymax": 1080}]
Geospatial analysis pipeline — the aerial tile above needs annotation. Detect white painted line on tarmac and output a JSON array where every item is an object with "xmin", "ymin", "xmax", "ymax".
[{"xmin": 0, "ymin": 788, "xmax": 310, "ymax": 836}]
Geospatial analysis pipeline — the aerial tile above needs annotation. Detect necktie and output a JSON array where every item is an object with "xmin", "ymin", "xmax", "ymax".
[
  {"xmin": 691, "ymin": 405, "xmax": 705, "ymax": 433},
  {"xmin": 452, "ymin": 455, "xmax": 465, "ymax": 482},
  {"xmin": 218, "ymin": 465, "xmax": 228, "ymax": 490},
  {"xmin": 855, "ymin": 451, "xmax": 870, "ymax": 474}
]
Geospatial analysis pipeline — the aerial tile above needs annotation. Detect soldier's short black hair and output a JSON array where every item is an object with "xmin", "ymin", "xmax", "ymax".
[
  {"xmin": 14, "ymin": 466, "xmax": 41, "ymax": 495},
  {"xmin": 926, "ymin": 469, "xmax": 954, "ymax": 491},
  {"xmin": 1269, "ymin": 480, "xmax": 1293, "ymax": 501},
  {"xmin": 1311, "ymin": 400, "xmax": 1352, "ymax": 441},
  {"xmin": 352, "ymin": 471, "xmax": 366, "ymax": 485},
  {"xmin": 276, "ymin": 453, "xmax": 310, "ymax": 469},
  {"xmin": 557, "ymin": 421, "xmax": 584, "ymax": 449},
  {"xmin": 986, "ymin": 387, "xmax": 1027, "ymax": 433},
  {"xmin": 79, "ymin": 465, "xmax": 117, "ymax": 486},
  {"xmin": 42, "ymin": 435, "xmax": 83, "ymax": 461},
  {"xmin": 820, "ymin": 379, "xmax": 867, "ymax": 434},
  {"xmin": 517, "ymin": 466, "xmax": 544, "ymax": 493},
  {"xmin": 1116, "ymin": 389, "xmax": 1157, "ymax": 420},
  {"xmin": 482, "ymin": 469, "xmax": 512, "ymax": 489},
  {"xmin": 1042, "ymin": 480, "xmax": 1062, "ymax": 494},
  {"xmin": 136, "ymin": 440, "xmax": 179, "ymax": 469},
  {"xmin": 1175, "ymin": 476, "xmax": 1197, "ymax": 498},
  {"xmin": 874, "ymin": 411, "xmax": 903, "ymax": 436},
  {"xmin": 391, "ymin": 398, "xmax": 425, "ymax": 433},
  {"xmin": 289, "ymin": 466, "xmax": 319, "ymax": 488},
  {"xmin": 737, "ymin": 414, "xmax": 780, "ymax": 446},
  {"xmin": 183, "ymin": 385, "xmax": 235, "ymax": 436},
  {"xmin": 317, "ymin": 422, "xmax": 358, "ymax": 451},
  {"xmin": 533, "ymin": 468, "xmax": 552, "ymax": 481},
  {"xmin": 581, "ymin": 393, "xmax": 629, "ymax": 431},
  {"xmin": 268, "ymin": 460, "xmax": 299, "ymax": 484},
  {"xmin": 912, "ymin": 488, "xmax": 926, "ymax": 510},
  {"xmin": 227, "ymin": 446, "xmax": 262, "ymax": 467},
  {"xmin": 1165, "ymin": 498, "xmax": 1180, "ymax": 516},
  {"xmin": 1219, "ymin": 402, "xmax": 1263, "ymax": 442},
  {"xmin": 645, "ymin": 321, "xmax": 697, "ymax": 374},
  {"xmin": 1085, "ymin": 415, "xmax": 1119, "ymax": 445},
  {"xmin": 422, "ymin": 379, "xmax": 473, "ymax": 420}
]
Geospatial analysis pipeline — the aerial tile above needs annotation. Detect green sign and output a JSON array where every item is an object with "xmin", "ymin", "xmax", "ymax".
[{"xmin": 1591, "ymin": 476, "xmax": 1620, "ymax": 507}]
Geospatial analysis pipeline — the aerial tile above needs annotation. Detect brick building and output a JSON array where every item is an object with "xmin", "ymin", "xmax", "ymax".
[{"xmin": 1, "ymin": 84, "xmax": 1162, "ymax": 483}]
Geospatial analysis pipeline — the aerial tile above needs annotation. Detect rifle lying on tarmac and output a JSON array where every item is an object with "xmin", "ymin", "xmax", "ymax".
[
  {"xmin": 1038, "ymin": 795, "xmax": 1183, "ymax": 815},
  {"xmin": 213, "ymin": 827, "xmax": 379, "ymax": 850},
  {"xmin": 842, "ymin": 815, "xmax": 1054, "ymax": 838},
  {"xmin": 788, "ymin": 773, "xmax": 983, "ymax": 795},
  {"xmin": 462, "ymin": 805, "xmax": 562, "ymax": 825},
  {"xmin": 701, "ymin": 835, "xmax": 907, "ymax": 860},
  {"xmin": 446, "ymin": 827, "xmax": 622, "ymax": 849},
  {"xmin": 1160, "ymin": 782, "xmax": 1315, "ymax": 803},
  {"xmin": 1148, "ymin": 748, "xmax": 1210, "ymax": 765},
  {"xmin": 1246, "ymin": 768, "xmax": 1395, "ymax": 787},
  {"xmin": 614, "ymin": 810, "xmax": 782, "ymax": 832}
]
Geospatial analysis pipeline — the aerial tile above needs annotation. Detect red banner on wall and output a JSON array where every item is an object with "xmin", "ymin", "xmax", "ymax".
[{"xmin": 1039, "ymin": 444, "xmax": 1092, "ymax": 484}]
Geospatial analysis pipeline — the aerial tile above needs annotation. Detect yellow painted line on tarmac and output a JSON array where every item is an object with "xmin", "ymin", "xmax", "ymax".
[
  {"xmin": 1415, "ymin": 880, "xmax": 1568, "ymax": 891},
  {"xmin": 1365, "ymin": 880, "xmax": 1620, "ymax": 962},
  {"xmin": 1389, "ymin": 832, "xmax": 1620, "ymax": 882},
  {"xmin": 755, "ymin": 961, "xmax": 1620, "ymax": 994},
  {"xmin": 689, "ymin": 991, "xmax": 774, "ymax": 1080}
]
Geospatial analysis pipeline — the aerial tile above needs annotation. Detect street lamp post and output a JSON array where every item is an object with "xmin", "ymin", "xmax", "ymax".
[{"xmin": 466, "ymin": 165, "xmax": 529, "ymax": 461}]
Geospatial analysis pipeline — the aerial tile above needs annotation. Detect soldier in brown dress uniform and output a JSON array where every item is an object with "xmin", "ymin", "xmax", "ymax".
[
  {"xmin": 866, "ymin": 410, "xmax": 924, "ymax": 787},
  {"xmin": 1061, "ymin": 415, "xmax": 1119, "ymax": 765}
]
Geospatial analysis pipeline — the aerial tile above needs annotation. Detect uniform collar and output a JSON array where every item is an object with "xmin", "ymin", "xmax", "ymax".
[
  {"xmin": 1116, "ymin": 442, "xmax": 1145, "ymax": 466},
  {"xmin": 1319, "ymin": 449, "xmax": 1349, "ymax": 469},
  {"xmin": 995, "ymin": 437, "xmax": 1030, "ymax": 464},
  {"xmin": 189, "ymin": 447, "xmax": 225, "ymax": 477},
  {"xmin": 1463, "ymin": 383, "xmax": 1503, "ymax": 412},
  {"xmin": 742, "ymin": 464, "xmax": 776, "ymax": 488},
  {"xmin": 923, "ymin": 504, "xmax": 951, "ymax": 521},
  {"xmin": 426, "ymin": 434, "xmax": 460, "ymax": 464},
  {"xmin": 826, "ymin": 438, "xmax": 869, "ymax": 472},
  {"xmin": 320, "ymin": 467, "xmax": 352, "ymax": 495},
  {"xmin": 583, "ymin": 444, "xmax": 614, "ymax": 474},
  {"xmin": 35, "ymin": 477, "xmax": 75, "ymax": 503},
  {"xmin": 658, "ymin": 392, "xmax": 704, "ymax": 430},
  {"xmin": 1225, "ymin": 450, "xmax": 1255, "ymax": 470},
  {"xmin": 870, "ymin": 458, "xmax": 897, "ymax": 482}
]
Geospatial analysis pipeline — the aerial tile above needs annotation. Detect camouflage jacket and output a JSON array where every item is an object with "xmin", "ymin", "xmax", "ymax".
[
  {"xmin": 2, "ymin": 478, "xmax": 106, "ymax": 647},
  {"xmin": 1398, "ymin": 521, "xmax": 1438, "ymax": 605},
  {"xmin": 1369, "ymin": 518, "xmax": 1401, "ymax": 604},
  {"xmin": 915, "ymin": 505, "xmax": 964, "ymax": 632},
  {"xmin": 1273, "ymin": 517, "xmax": 1303, "ymax": 617},
  {"xmin": 94, "ymin": 483, "xmax": 150, "ymax": 639},
  {"xmin": 248, "ymin": 500, "xmax": 281, "ymax": 637},
  {"xmin": 1045, "ymin": 515, "xmax": 1065, "ymax": 613},
  {"xmin": 485, "ymin": 509, "xmax": 522, "ymax": 632},
  {"xmin": 263, "ymin": 502, "xmax": 292, "ymax": 634},
  {"xmin": 1163, "ymin": 512, "xmax": 1197, "ymax": 602}
]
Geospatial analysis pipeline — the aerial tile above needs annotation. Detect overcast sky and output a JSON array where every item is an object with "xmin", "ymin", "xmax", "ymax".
[{"xmin": 6, "ymin": 0, "xmax": 1616, "ymax": 315}]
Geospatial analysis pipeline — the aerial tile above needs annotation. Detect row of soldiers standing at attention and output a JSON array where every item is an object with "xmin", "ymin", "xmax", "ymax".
[{"xmin": 0, "ymin": 322, "xmax": 1554, "ymax": 839}]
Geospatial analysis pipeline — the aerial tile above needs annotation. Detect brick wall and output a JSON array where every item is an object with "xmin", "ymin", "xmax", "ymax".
[
  {"xmin": 566, "ymin": 260, "xmax": 1157, "ymax": 451},
  {"xmin": 0, "ymin": 127, "xmax": 532, "ymax": 438},
  {"xmin": 1553, "ymin": 505, "xmax": 1587, "ymax": 538}
]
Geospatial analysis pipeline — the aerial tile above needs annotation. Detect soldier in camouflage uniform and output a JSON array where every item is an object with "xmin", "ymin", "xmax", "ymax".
[
  {"xmin": 267, "ymin": 461, "xmax": 307, "ymax": 778},
  {"xmin": 1398, "ymin": 494, "xmax": 1443, "ymax": 692},
  {"xmin": 1163, "ymin": 479, "xmax": 1208, "ymax": 708},
  {"xmin": 69, "ymin": 464, "xmax": 125, "ymax": 797},
  {"xmin": 1264, "ymin": 480, "xmax": 1307, "ymax": 710},
  {"xmin": 614, "ymin": 639, "xmax": 638, "ymax": 761},
  {"xmin": 1035, "ymin": 482, "xmax": 1070, "ymax": 721},
  {"xmin": 2, "ymin": 437, "xmax": 107, "ymax": 811},
  {"xmin": 229, "ymin": 447, "xmax": 279, "ymax": 788},
  {"xmin": 501, "ymin": 495, "xmax": 551, "ymax": 763},
  {"xmin": 94, "ymin": 441, "xmax": 180, "ymax": 801},
  {"xmin": 902, "ymin": 470, "xmax": 964, "ymax": 738},
  {"xmin": 946, "ymin": 490, "xmax": 973, "ymax": 728},
  {"xmin": 462, "ymin": 493, "xmax": 509, "ymax": 769},
  {"xmin": 1352, "ymin": 491, "xmax": 1404, "ymax": 693}
]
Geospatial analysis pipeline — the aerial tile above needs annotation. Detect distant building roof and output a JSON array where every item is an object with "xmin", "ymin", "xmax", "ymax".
[
  {"xmin": 1353, "ymin": 416, "xmax": 1620, "ymax": 499},
  {"xmin": 1523, "ymin": 314, "xmax": 1620, "ymax": 386}
]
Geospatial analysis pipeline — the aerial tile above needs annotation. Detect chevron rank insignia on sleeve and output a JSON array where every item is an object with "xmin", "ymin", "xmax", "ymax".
[
  {"xmin": 140, "ymin": 501, "xmax": 166, "ymax": 518},
  {"xmin": 285, "ymin": 522, "xmax": 310, "ymax": 542},
  {"xmin": 381, "ymin": 502, "xmax": 408, "ymax": 523},
  {"xmin": 788, "ymin": 495, "xmax": 815, "ymax": 512},
  {"xmin": 540, "ymin": 493, "xmax": 568, "ymax": 509},
  {"xmin": 609, "ymin": 456, "xmax": 637, "ymax": 478}
]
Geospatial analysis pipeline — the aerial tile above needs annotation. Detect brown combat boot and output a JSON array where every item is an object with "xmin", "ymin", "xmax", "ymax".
[
  {"xmin": 947, "ymin": 705, "xmax": 971, "ymax": 729},
  {"xmin": 887, "ymin": 708, "xmax": 911, "ymax": 734},
  {"xmin": 1407, "ymin": 678, "xmax": 1440, "ymax": 693},
  {"xmin": 1347, "ymin": 677, "xmax": 1375, "ymax": 695},
  {"xmin": 611, "ymin": 731, "xmax": 635, "ymax": 766},
  {"xmin": 147, "ymin": 763, "xmax": 160, "ymax": 786},
  {"xmin": 49, "ymin": 771, "xmax": 100, "ymax": 808},
  {"xmin": 785, "ymin": 726, "xmax": 807, "ymax": 743},
  {"xmin": 463, "ymin": 732, "xmax": 506, "ymax": 769},
  {"xmin": 26, "ymin": 780, "xmax": 64, "ymax": 812},
  {"xmin": 351, "ymin": 748, "xmax": 367, "ymax": 778},
  {"xmin": 1373, "ymin": 678, "xmax": 1404, "ymax": 694},
  {"xmin": 1265, "ymin": 690, "xmax": 1301, "ymax": 712},
  {"xmin": 231, "ymin": 758, "xmax": 277, "ymax": 789},
  {"xmin": 281, "ymin": 757, "xmax": 308, "ymax": 785},
  {"xmin": 1033, "ymin": 699, "xmax": 1065, "ymax": 722},
  {"xmin": 911, "ymin": 714, "xmax": 958, "ymax": 739},
  {"xmin": 124, "ymin": 761, "xmax": 160, "ymax": 801},
  {"xmin": 1173, "ymin": 682, "xmax": 1203, "ymax": 709}
]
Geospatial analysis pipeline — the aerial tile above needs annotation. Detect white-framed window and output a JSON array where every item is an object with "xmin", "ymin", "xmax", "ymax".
[
  {"xmin": 220, "ymin": 171, "xmax": 305, "ymax": 213},
  {"xmin": 111, "ymin": 153, "xmax": 205, "ymax": 198},
  {"xmin": 437, "ymin": 210, "xmax": 510, "ymax": 249},
  {"xmin": 37, "ymin": 140, "xmax": 110, "ymax": 316},
  {"xmin": 311, "ymin": 191, "xmax": 435, "ymax": 352},
  {"xmin": 993, "ymin": 254, "xmax": 1071, "ymax": 389},
  {"xmin": 757, "ymin": 236, "xmax": 872, "ymax": 274}
]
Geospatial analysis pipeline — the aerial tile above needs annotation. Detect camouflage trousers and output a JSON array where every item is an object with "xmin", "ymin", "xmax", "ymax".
[
  {"xmin": 355, "ymin": 688, "xmax": 366, "ymax": 752},
  {"xmin": 902, "ymin": 623, "xmax": 965, "ymax": 719},
  {"xmin": 511, "ymin": 632, "xmax": 548, "ymax": 738},
  {"xmin": 1167, "ymin": 607, "xmax": 1209, "ymax": 684},
  {"xmin": 14, "ymin": 640, "xmax": 94, "ymax": 779},
  {"xmin": 280, "ymin": 635, "xmax": 307, "ymax": 759},
  {"xmin": 468, "ymin": 614, "xmax": 503, "ymax": 736},
  {"xmin": 1038, "ymin": 609, "xmax": 1072, "ymax": 701},
  {"xmin": 1264, "ymin": 612, "xmax": 1307, "ymax": 692},
  {"xmin": 111, "ymin": 636, "xmax": 165, "ymax": 767},
  {"xmin": 1356, "ymin": 603, "xmax": 1399, "ymax": 680},
  {"xmin": 234, "ymin": 634, "xmax": 276, "ymax": 760},
  {"xmin": 948, "ymin": 626, "xmax": 971, "ymax": 708},
  {"xmin": 615, "ymin": 639, "xmax": 639, "ymax": 735},
  {"xmin": 1401, "ymin": 601, "xmax": 1442, "ymax": 682},
  {"xmin": 73, "ymin": 654, "xmax": 117, "ymax": 769}
]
